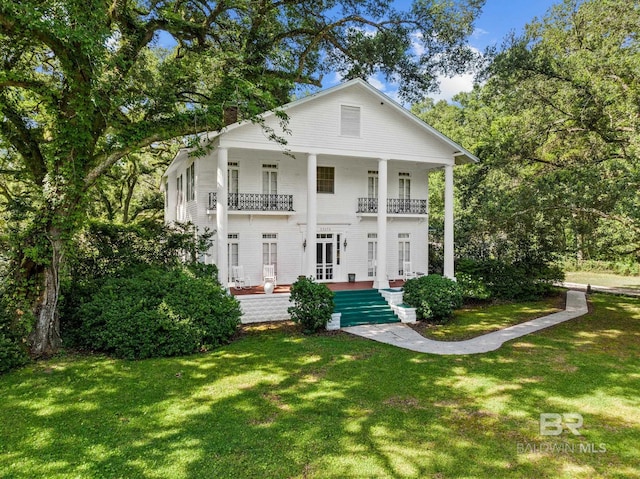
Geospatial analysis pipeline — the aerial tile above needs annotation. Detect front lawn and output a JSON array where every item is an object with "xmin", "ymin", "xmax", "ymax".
[
  {"xmin": 1, "ymin": 293, "xmax": 639, "ymax": 478},
  {"xmin": 413, "ymin": 293, "xmax": 565, "ymax": 341},
  {"xmin": 565, "ymin": 271, "xmax": 640, "ymax": 290}
]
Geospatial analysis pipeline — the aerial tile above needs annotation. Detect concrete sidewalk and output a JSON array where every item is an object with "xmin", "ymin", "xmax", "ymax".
[{"xmin": 343, "ymin": 290, "xmax": 589, "ymax": 355}]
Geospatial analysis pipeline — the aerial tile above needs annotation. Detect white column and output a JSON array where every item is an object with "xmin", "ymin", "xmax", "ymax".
[
  {"xmin": 374, "ymin": 158, "xmax": 390, "ymax": 289},
  {"xmin": 306, "ymin": 153, "xmax": 317, "ymax": 278},
  {"xmin": 425, "ymin": 169, "xmax": 430, "ymax": 275},
  {"xmin": 443, "ymin": 164, "xmax": 455, "ymax": 279},
  {"xmin": 216, "ymin": 147, "xmax": 229, "ymax": 288}
]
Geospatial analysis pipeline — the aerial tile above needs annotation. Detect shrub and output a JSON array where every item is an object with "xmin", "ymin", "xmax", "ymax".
[
  {"xmin": 70, "ymin": 265, "xmax": 241, "ymax": 359},
  {"xmin": 457, "ymin": 258, "xmax": 563, "ymax": 301},
  {"xmin": 0, "ymin": 284, "xmax": 33, "ymax": 374},
  {"xmin": 0, "ymin": 333, "xmax": 28, "ymax": 374},
  {"xmin": 456, "ymin": 272, "xmax": 492, "ymax": 301},
  {"xmin": 288, "ymin": 277, "xmax": 334, "ymax": 333},
  {"xmin": 66, "ymin": 220, "xmax": 217, "ymax": 282},
  {"xmin": 0, "ymin": 299, "xmax": 29, "ymax": 374},
  {"xmin": 403, "ymin": 275, "xmax": 463, "ymax": 323}
]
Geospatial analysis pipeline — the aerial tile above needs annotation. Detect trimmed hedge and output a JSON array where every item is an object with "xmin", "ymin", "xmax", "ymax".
[
  {"xmin": 71, "ymin": 265, "xmax": 240, "ymax": 359},
  {"xmin": 288, "ymin": 276, "xmax": 335, "ymax": 333},
  {"xmin": 403, "ymin": 275, "xmax": 463, "ymax": 323},
  {"xmin": 457, "ymin": 258, "xmax": 563, "ymax": 301}
]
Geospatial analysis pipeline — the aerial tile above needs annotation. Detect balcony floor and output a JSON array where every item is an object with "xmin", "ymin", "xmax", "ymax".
[{"xmin": 230, "ymin": 280, "xmax": 405, "ymax": 296}]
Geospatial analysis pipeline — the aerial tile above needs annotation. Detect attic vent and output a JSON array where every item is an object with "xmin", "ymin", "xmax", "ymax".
[{"xmin": 340, "ymin": 105, "xmax": 361, "ymax": 137}]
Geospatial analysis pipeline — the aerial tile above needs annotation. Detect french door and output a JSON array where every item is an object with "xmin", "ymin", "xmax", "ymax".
[
  {"xmin": 316, "ymin": 233, "xmax": 334, "ymax": 281},
  {"xmin": 262, "ymin": 167, "xmax": 278, "ymax": 208},
  {"xmin": 398, "ymin": 240, "xmax": 410, "ymax": 276},
  {"xmin": 368, "ymin": 240, "xmax": 377, "ymax": 277},
  {"xmin": 228, "ymin": 165, "xmax": 239, "ymax": 208}
]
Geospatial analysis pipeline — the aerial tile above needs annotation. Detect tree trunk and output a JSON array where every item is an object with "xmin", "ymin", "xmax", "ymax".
[{"xmin": 28, "ymin": 236, "xmax": 64, "ymax": 357}]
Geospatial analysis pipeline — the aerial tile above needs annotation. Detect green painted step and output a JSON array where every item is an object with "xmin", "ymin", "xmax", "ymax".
[{"xmin": 333, "ymin": 289, "xmax": 400, "ymax": 327}]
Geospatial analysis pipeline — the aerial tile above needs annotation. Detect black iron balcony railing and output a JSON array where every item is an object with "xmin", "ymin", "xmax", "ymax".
[
  {"xmin": 357, "ymin": 197, "xmax": 428, "ymax": 214},
  {"xmin": 208, "ymin": 192, "xmax": 294, "ymax": 212}
]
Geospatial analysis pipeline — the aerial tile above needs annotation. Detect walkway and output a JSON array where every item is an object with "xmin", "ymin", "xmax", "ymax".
[
  {"xmin": 560, "ymin": 282, "xmax": 640, "ymax": 297},
  {"xmin": 343, "ymin": 290, "xmax": 589, "ymax": 355}
]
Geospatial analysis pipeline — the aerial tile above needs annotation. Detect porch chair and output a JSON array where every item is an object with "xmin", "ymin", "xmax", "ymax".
[
  {"xmin": 231, "ymin": 265, "xmax": 249, "ymax": 289},
  {"xmin": 262, "ymin": 264, "xmax": 277, "ymax": 287},
  {"xmin": 403, "ymin": 261, "xmax": 418, "ymax": 281}
]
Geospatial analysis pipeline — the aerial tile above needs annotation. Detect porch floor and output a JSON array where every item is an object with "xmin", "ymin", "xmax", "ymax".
[{"xmin": 230, "ymin": 279, "xmax": 405, "ymax": 296}]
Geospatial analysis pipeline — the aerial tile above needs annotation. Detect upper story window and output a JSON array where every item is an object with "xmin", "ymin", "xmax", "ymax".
[
  {"xmin": 262, "ymin": 163, "xmax": 278, "ymax": 195},
  {"xmin": 368, "ymin": 170, "xmax": 378, "ymax": 198},
  {"xmin": 399, "ymin": 172, "xmax": 411, "ymax": 200},
  {"xmin": 340, "ymin": 105, "xmax": 361, "ymax": 137},
  {"xmin": 186, "ymin": 163, "xmax": 195, "ymax": 201},
  {"xmin": 317, "ymin": 166, "xmax": 335, "ymax": 194},
  {"xmin": 228, "ymin": 162, "xmax": 239, "ymax": 194}
]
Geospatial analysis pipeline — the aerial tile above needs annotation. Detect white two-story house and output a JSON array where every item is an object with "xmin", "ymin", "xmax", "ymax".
[{"xmin": 163, "ymin": 78, "xmax": 477, "ymax": 290}]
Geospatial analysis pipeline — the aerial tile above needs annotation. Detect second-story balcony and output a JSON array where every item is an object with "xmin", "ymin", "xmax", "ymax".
[
  {"xmin": 208, "ymin": 192, "xmax": 294, "ymax": 212},
  {"xmin": 357, "ymin": 197, "xmax": 428, "ymax": 215}
]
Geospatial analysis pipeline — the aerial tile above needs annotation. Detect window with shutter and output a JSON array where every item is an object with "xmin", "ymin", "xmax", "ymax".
[{"xmin": 340, "ymin": 105, "xmax": 361, "ymax": 137}]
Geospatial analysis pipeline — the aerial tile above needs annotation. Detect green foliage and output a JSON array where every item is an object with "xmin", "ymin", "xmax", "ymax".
[
  {"xmin": 288, "ymin": 277, "xmax": 335, "ymax": 334},
  {"xmin": 72, "ymin": 265, "xmax": 240, "ymax": 359},
  {"xmin": 417, "ymin": 0, "xmax": 640, "ymax": 266},
  {"xmin": 0, "ymin": 295, "xmax": 29, "ymax": 374},
  {"xmin": 560, "ymin": 258, "xmax": 640, "ymax": 277},
  {"xmin": 457, "ymin": 258, "xmax": 564, "ymax": 301},
  {"xmin": 455, "ymin": 272, "xmax": 492, "ymax": 301},
  {"xmin": 403, "ymin": 275, "xmax": 463, "ymax": 323},
  {"xmin": 60, "ymin": 219, "xmax": 222, "ymax": 356},
  {"xmin": 65, "ymin": 220, "xmax": 216, "ymax": 281},
  {"xmin": 0, "ymin": 260, "xmax": 31, "ymax": 373}
]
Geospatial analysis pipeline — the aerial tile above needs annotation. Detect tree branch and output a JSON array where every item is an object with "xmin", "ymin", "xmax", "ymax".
[{"xmin": 0, "ymin": 94, "xmax": 46, "ymax": 183}]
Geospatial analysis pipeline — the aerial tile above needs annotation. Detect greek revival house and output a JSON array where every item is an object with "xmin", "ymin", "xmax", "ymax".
[{"xmin": 163, "ymin": 78, "xmax": 477, "ymax": 290}]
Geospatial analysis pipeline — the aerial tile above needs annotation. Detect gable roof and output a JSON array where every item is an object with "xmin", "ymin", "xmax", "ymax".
[
  {"xmin": 215, "ymin": 78, "xmax": 479, "ymax": 164},
  {"xmin": 165, "ymin": 78, "xmax": 479, "ymax": 177}
]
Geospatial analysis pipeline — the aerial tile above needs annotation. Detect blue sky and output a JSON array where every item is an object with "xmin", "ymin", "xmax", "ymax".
[
  {"xmin": 363, "ymin": 0, "xmax": 560, "ymax": 102},
  {"xmin": 156, "ymin": 0, "xmax": 560, "ymax": 102}
]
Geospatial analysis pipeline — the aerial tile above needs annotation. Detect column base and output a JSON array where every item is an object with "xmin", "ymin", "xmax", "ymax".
[{"xmin": 373, "ymin": 279, "xmax": 390, "ymax": 290}]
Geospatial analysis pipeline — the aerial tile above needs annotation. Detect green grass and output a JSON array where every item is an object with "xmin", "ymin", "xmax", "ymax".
[
  {"xmin": 1, "ymin": 293, "xmax": 640, "ymax": 478},
  {"xmin": 413, "ymin": 294, "xmax": 564, "ymax": 341},
  {"xmin": 565, "ymin": 272, "xmax": 640, "ymax": 290}
]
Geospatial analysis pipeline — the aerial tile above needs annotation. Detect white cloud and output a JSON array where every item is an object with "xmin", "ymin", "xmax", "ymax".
[
  {"xmin": 411, "ymin": 31, "xmax": 425, "ymax": 56},
  {"xmin": 430, "ymin": 72, "xmax": 475, "ymax": 102},
  {"xmin": 367, "ymin": 75, "xmax": 386, "ymax": 91},
  {"xmin": 472, "ymin": 27, "xmax": 489, "ymax": 40}
]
